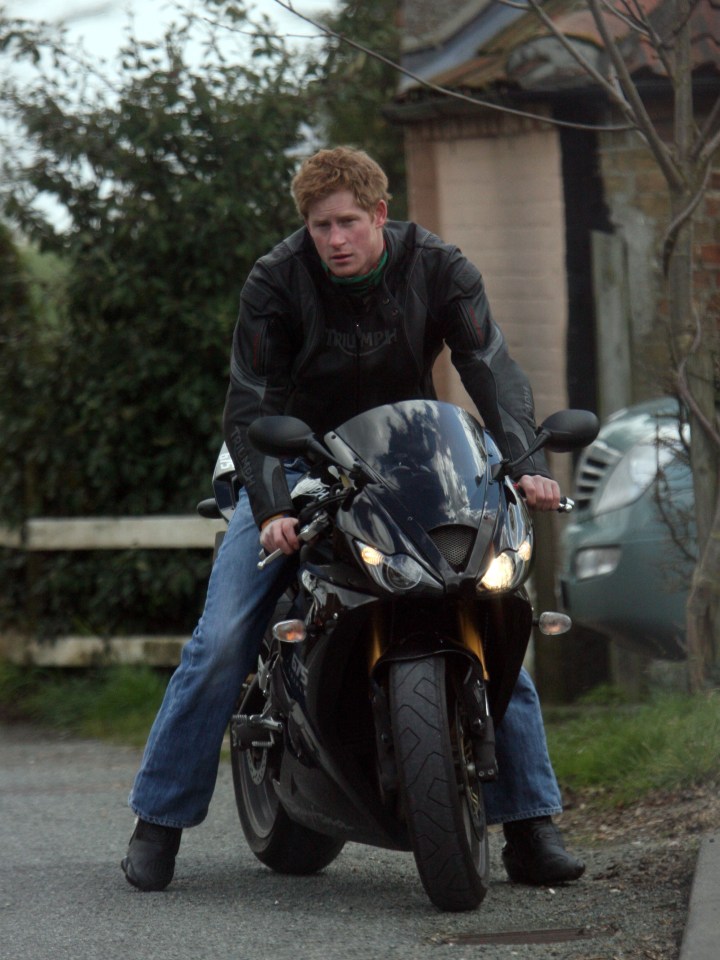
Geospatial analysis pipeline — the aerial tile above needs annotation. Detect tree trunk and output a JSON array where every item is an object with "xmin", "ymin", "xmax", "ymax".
[
  {"xmin": 667, "ymin": 0, "xmax": 720, "ymax": 689},
  {"xmin": 683, "ymin": 311, "xmax": 720, "ymax": 689},
  {"xmin": 686, "ymin": 484, "xmax": 720, "ymax": 689}
]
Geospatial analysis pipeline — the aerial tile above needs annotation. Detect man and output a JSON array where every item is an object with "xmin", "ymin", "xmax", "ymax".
[{"xmin": 122, "ymin": 147, "xmax": 584, "ymax": 892}]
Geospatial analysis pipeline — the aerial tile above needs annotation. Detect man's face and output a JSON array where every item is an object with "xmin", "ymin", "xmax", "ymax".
[{"xmin": 305, "ymin": 190, "xmax": 387, "ymax": 278}]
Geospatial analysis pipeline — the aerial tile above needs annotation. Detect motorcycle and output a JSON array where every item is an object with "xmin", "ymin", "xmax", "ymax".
[{"xmin": 199, "ymin": 399, "xmax": 598, "ymax": 911}]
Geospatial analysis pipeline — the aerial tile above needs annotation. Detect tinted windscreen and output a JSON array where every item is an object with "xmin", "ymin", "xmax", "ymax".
[{"xmin": 330, "ymin": 400, "xmax": 489, "ymax": 529}]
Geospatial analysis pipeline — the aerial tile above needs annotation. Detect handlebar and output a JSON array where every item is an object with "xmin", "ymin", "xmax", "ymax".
[
  {"xmin": 514, "ymin": 484, "xmax": 574, "ymax": 513},
  {"xmin": 258, "ymin": 490, "xmax": 574, "ymax": 571},
  {"xmin": 257, "ymin": 511, "xmax": 331, "ymax": 570}
]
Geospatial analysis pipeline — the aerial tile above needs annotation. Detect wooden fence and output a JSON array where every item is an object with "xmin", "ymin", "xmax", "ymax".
[{"xmin": 0, "ymin": 516, "xmax": 225, "ymax": 667}]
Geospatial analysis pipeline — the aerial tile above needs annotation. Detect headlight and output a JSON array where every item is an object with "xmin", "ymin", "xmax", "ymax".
[
  {"xmin": 517, "ymin": 538, "xmax": 533, "ymax": 562},
  {"xmin": 574, "ymin": 546, "xmax": 621, "ymax": 581},
  {"xmin": 477, "ymin": 538, "xmax": 533, "ymax": 593},
  {"xmin": 479, "ymin": 553, "xmax": 516, "ymax": 591},
  {"xmin": 595, "ymin": 438, "xmax": 676, "ymax": 514},
  {"xmin": 355, "ymin": 541, "xmax": 443, "ymax": 595}
]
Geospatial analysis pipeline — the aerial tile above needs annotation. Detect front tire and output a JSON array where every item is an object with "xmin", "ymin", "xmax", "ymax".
[
  {"xmin": 389, "ymin": 655, "xmax": 490, "ymax": 911},
  {"xmin": 230, "ymin": 681, "xmax": 344, "ymax": 875}
]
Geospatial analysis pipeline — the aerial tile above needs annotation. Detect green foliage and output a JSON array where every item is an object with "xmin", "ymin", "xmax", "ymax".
[
  {"xmin": 0, "ymin": 5, "xmax": 307, "ymax": 636},
  {"xmin": 313, "ymin": 0, "xmax": 407, "ymax": 217},
  {"xmin": 4, "ymin": 14, "xmax": 305, "ymax": 516},
  {"xmin": 0, "ymin": 1, "xmax": 409, "ymax": 638},
  {"xmin": 0, "ymin": 660, "xmax": 169, "ymax": 745},
  {"xmin": 545, "ymin": 692, "xmax": 720, "ymax": 805},
  {"xmin": 574, "ymin": 682, "xmax": 637, "ymax": 706},
  {"xmin": 0, "ymin": 222, "xmax": 59, "ymax": 526},
  {"xmin": 0, "ymin": 9, "xmax": 58, "ymax": 64},
  {"xmin": 1, "ymin": 549, "xmax": 213, "ymax": 636}
]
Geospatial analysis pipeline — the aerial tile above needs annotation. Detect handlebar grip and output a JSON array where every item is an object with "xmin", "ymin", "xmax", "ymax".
[
  {"xmin": 257, "ymin": 512, "xmax": 330, "ymax": 569},
  {"xmin": 514, "ymin": 483, "xmax": 574, "ymax": 513}
]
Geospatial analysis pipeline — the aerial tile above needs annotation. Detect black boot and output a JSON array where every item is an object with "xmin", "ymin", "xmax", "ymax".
[
  {"xmin": 121, "ymin": 819, "xmax": 182, "ymax": 891},
  {"xmin": 502, "ymin": 816, "xmax": 585, "ymax": 885}
]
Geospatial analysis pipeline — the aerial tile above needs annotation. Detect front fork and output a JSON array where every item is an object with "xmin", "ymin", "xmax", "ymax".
[
  {"xmin": 458, "ymin": 663, "xmax": 498, "ymax": 782},
  {"xmin": 369, "ymin": 653, "xmax": 498, "ymax": 798}
]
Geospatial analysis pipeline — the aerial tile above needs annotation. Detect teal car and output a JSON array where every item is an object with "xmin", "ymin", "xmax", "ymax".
[{"xmin": 559, "ymin": 398, "xmax": 695, "ymax": 660}]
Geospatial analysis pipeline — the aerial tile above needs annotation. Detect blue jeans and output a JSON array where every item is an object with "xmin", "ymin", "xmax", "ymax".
[
  {"xmin": 129, "ymin": 468, "xmax": 562, "ymax": 828},
  {"xmin": 483, "ymin": 667, "xmax": 562, "ymax": 824}
]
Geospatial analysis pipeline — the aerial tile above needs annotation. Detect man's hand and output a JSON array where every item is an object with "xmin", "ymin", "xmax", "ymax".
[
  {"xmin": 516, "ymin": 475, "xmax": 561, "ymax": 511},
  {"xmin": 260, "ymin": 516, "xmax": 300, "ymax": 555}
]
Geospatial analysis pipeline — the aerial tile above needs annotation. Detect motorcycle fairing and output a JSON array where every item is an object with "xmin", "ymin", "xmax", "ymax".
[
  {"xmin": 319, "ymin": 400, "xmax": 517, "ymax": 589},
  {"xmin": 327, "ymin": 399, "xmax": 492, "ymax": 531}
]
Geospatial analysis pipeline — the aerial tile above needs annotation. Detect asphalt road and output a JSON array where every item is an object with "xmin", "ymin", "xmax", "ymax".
[{"xmin": 0, "ymin": 723, "xmax": 695, "ymax": 960}]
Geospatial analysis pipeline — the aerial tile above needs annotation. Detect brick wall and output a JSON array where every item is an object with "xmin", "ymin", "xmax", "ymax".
[
  {"xmin": 597, "ymin": 126, "xmax": 720, "ymax": 400},
  {"xmin": 695, "ymin": 170, "xmax": 720, "ymax": 357},
  {"xmin": 405, "ymin": 116, "xmax": 569, "ymax": 489},
  {"xmin": 405, "ymin": 106, "xmax": 720, "ymax": 429}
]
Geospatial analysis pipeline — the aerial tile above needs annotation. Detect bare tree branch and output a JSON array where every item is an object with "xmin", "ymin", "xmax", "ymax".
[
  {"xmin": 676, "ymin": 307, "xmax": 720, "ymax": 450},
  {"xmin": 662, "ymin": 163, "xmax": 712, "ymax": 274},
  {"xmin": 268, "ymin": 0, "xmax": 636, "ymax": 135},
  {"xmin": 633, "ymin": 2, "xmax": 676, "ymax": 80},
  {"xmin": 599, "ymin": 0, "xmax": 652, "ymax": 40},
  {"xmin": 653, "ymin": 454, "xmax": 697, "ymax": 567},
  {"xmin": 694, "ymin": 95, "xmax": 720, "ymax": 164},
  {"xmin": 602, "ymin": 0, "xmax": 676, "ymax": 80},
  {"xmin": 698, "ymin": 126, "xmax": 720, "ymax": 167},
  {"xmin": 499, "ymin": 0, "xmax": 682, "ymax": 185},
  {"xmin": 606, "ymin": 62, "xmax": 630, "ymax": 104},
  {"xmin": 587, "ymin": 0, "xmax": 684, "ymax": 189},
  {"xmin": 499, "ymin": 0, "xmax": 635, "ymax": 111}
]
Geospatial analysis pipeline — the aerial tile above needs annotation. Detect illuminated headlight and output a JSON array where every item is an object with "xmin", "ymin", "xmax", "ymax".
[
  {"xmin": 355, "ymin": 541, "xmax": 443, "ymax": 595},
  {"xmin": 517, "ymin": 538, "xmax": 533, "ymax": 562},
  {"xmin": 478, "ymin": 538, "xmax": 533, "ymax": 593}
]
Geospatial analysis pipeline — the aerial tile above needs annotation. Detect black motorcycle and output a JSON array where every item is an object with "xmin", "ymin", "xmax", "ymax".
[{"xmin": 200, "ymin": 399, "xmax": 598, "ymax": 911}]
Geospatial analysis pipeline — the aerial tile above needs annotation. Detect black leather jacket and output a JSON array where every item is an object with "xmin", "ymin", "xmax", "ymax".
[{"xmin": 223, "ymin": 219, "xmax": 551, "ymax": 527}]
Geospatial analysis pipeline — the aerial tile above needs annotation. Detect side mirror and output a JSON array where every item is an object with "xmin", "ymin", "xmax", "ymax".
[
  {"xmin": 538, "ymin": 410, "xmax": 599, "ymax": 453},
  {"xmin": 247, "ymin": 415, "xmax": 331, "ymax": 463},
  {"xmin": 500, "ymin": 408, "xmax": 599, "ymax": 477}
]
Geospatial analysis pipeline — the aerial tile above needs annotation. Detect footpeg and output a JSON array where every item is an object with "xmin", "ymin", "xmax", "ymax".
[{"xmin": 231, "ymin": 713, "xmax": 283, "ymax": 749}]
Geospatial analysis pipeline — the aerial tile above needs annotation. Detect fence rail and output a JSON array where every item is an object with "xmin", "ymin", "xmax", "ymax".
[
  {"xmin": 0, "ymin": 515, "xmax": 225, "ymax": 551},
  {"xmin": 0, "ymin": 515, "xmax": 225, "ymax": 667}
]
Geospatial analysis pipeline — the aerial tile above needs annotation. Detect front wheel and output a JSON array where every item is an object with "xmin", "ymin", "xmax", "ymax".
[
  {"xmin": 230, "ymin": 681, "xmax": 344, "ymax": 875},
  {"xmin": 389, "ymin": 656, "xmax": 490, "ymax": 911}
]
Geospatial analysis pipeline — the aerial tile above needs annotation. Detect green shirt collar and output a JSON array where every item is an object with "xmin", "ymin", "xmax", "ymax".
[{"xmin": 322, "ymin": 247, "xmax": 388, "ymax": 296}]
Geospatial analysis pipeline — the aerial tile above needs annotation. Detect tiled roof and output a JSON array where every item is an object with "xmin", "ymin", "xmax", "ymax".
[
  {"xmin": 398, "ymin": 0, "xmax": 720, "ymax": 96},
  {"xmin": 400, "ymin": 0, "xmax": 498, "ymax": 52}
]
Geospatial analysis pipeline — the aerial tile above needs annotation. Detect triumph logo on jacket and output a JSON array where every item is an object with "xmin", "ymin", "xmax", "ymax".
[{"xmin": 325, "ymin": 327, "xmax": 398, "ymax": 356}]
